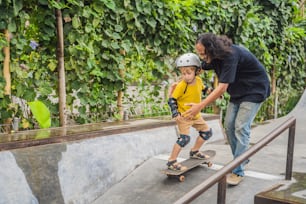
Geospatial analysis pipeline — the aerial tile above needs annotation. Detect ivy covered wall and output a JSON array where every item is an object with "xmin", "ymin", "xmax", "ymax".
[{"xmin": 0, "ymin": 0, "xmax": 305, "ymax": 129}]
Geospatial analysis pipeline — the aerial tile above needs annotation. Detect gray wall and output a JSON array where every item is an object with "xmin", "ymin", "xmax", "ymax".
[{"xmin": 0, "ymin": 119, "xmax": 224, "ymax": 204}]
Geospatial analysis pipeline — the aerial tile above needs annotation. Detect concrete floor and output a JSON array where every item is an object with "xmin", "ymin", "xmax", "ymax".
[{"xmin": 93, "ymin": 90, "xmax": 306, "ymax": 204}]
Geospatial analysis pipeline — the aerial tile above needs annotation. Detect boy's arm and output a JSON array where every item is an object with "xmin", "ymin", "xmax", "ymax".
[
  {"xmin": 168, "ymin": 97, "xmax": 180, "ymax": 118},
  {"xmin": 168, "ymin": 82, "xmax": 178, "ymax": 98}
]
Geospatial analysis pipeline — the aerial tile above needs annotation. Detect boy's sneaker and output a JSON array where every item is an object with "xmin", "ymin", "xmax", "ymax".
[
  {"xmin": 167, "ymin": 160, "xmax": 187, "ymax": 171},
  {"xmin": 226, "ymin": 173, "xmax": 244, "ymax": 185},
  {"xmin": 190, "ymin": 150, "xmax": 210, "ymax": 160}
]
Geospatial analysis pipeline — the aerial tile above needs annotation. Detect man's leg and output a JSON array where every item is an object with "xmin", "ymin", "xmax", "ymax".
[
  {"xmin": 231, "ymin": 101, "xmax": 261, "ymax": 176},
  {"xmin": 224, "ymin": 102, "xmax": 239, "ymax": 156}
]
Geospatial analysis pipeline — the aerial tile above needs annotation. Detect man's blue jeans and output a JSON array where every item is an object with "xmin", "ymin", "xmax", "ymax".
[{"xmin": 224, "ymin": 101, "xmax": 262, "ymax": 177}]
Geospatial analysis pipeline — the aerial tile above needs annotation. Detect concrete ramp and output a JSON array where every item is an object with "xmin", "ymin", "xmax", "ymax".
[
  {"xmin": 0, "ymin": 115, "xmax": 223, "ymax": 204},
  {"xmin": 93, "ymin": 89, "xmax": 306, "ymax": 204}
]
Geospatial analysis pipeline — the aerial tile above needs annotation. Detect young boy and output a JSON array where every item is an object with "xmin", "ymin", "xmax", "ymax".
[{"xmin": 167, "ymin": 53, "xmax": 213, "ymax": 171}]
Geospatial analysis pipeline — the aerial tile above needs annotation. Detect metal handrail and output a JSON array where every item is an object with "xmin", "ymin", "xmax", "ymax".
[{"xmin": 174, "ymin": 116, "xmax": 296, "ymax": 204}]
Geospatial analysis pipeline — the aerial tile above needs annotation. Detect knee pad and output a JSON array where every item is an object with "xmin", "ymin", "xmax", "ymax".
[
  {"xmin": 199, "ymin": 128, "xmax": 213, "ymax": 140},
  {"xmin": 176, "ymin": 134, "xmax": 190, "ymax": 147}
]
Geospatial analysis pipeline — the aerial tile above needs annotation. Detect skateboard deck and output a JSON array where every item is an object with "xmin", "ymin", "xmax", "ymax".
[{"xmin": 161, "ymin": 150, "xmax": 216, "ymax": 182}]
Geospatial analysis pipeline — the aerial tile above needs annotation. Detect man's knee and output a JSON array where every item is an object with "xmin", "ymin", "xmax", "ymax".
[{"xmin": 176, "ymin": 134, "xmax": 191, "ymax": 147}]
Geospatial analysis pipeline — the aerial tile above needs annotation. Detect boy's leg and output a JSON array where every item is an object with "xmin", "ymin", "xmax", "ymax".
[
  {"xmin": 167, "ymin": 143, "xmax": 188, "ymax": 171},
  {"xmin": 191, "ymin": 136, "xmax": 205, "ymax": 151},
  {"xmin": 167, "ymin": 118, "xmax": 191, "ymax": 170},
  {"xmin": 190, "ymin": 117, "xmax": 212, "ymax": 158},
  {"xmin": 168, "ymin": 143, "xmax": 182, "ymax": 161}
]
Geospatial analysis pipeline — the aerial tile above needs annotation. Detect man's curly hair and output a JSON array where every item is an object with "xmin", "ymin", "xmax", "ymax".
[{"xmin": 196, "ymin": 33, "xmax": 233, "ymax": 61}]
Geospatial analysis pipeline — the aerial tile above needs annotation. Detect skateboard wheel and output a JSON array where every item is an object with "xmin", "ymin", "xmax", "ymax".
[
  {"xmin": 207, "ymin": 162, "xmax": 213, "ymax": 167},
  {"xmin": 179, "ymin": 175, "xmax": 185, "ymax": 182}
]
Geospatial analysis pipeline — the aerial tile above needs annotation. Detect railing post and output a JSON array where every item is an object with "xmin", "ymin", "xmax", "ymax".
[
  {"xmin": 217, "ymin": 176, "xmax": 226, "ymax": 204},
  {"xmin": 285, "ymin": 119, "xmax": 296, "ymax": 180},
  {"xmin": 174, "ymin": 116, "xmax": 296, "ymax": 204}
]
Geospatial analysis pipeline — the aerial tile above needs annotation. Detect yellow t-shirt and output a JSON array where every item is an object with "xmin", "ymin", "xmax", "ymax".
[{"xmin": 171, "ymin": 76, "xmax": 205, "ymax": 119}]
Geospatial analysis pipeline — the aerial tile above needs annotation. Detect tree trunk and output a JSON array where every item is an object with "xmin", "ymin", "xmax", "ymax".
[
  {"xmin": 117, "ymin": 68, "xmax": 125, "ymax": 121},
  {"xmin": 271, "ymin": 63, "xmax": 277, "ymax": 118},
  {"xmin": 271, "ymin": 65, "xmax": 276, "ymax": 94},
  {"xmin": 55, "ymin": 7, "xmax": 67, "ymax": 127},
  {"xmin": 117, "ymin": 90, "xmax": 123, "ymax": 121},
  {"xmin": 3, "ymin": 30, "xmax": 11, "ymax": 95}
]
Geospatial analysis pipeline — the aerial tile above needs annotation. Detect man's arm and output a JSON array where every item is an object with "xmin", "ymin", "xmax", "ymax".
[
  {"xmin": 183, "ymin": 83, "xmax": 228, "ymax": 118},
  {"xmin": 200, "ymin": 83, "xmax": 228, "ymax": 108}
]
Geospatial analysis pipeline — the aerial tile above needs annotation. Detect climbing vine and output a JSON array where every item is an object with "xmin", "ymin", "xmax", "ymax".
[{"xmin": 0, "ymin": 0, "xmax": 305, "ymax": 130}]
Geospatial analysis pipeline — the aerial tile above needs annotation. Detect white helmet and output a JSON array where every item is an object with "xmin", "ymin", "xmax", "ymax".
[{"xmin": 175, "ymin": 53, "xmax": 201, "ymax": 68}]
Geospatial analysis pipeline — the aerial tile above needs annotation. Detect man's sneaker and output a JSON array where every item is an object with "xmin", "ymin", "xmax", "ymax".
[{"xmin": 226, "ymin": 173, "xmax": 244, "ymax": 185}]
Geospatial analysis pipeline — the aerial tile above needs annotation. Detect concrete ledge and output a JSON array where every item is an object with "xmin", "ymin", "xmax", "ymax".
[
  {"xmin": 254, "ymin": 172, "xmax": 306, "ymax": 204},
  {"xmin": 0, "ymin": 114, "xmax": 220, "ymax": 151}
]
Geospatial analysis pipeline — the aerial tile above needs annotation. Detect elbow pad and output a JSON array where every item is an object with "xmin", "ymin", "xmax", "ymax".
[{"xmin": 168, "ymin": 97, "xmax": 180, "ymax": 118}]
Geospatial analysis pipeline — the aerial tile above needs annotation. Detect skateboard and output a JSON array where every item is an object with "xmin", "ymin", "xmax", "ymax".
[{"xmin": 161, "ymin": 150, "xmax": 216, "ymax": 182}]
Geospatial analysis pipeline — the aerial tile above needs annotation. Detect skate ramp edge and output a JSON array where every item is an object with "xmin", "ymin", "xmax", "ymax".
[{"xmin": 288, "ymin": 89, "xmax": 306, "ymax": 117}]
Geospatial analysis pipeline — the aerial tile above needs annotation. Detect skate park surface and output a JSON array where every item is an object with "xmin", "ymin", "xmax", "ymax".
[{"xmin": 0, "ymin": 89, "xmax": 305, "ymax": 204}]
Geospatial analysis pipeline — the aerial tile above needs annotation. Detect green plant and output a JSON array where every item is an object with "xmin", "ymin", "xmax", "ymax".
[
  {"xmin": 0, "ymin": 0, "xmax": 304, "ymax": 128},
  {"xmin": 28, "ymin": 100, "xmax": 51, "ymax": 128}
]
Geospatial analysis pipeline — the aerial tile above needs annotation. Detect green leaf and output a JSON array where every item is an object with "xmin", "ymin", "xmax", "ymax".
[
  {"xmin": 121, "ymin": 40, "xmax": 131, "ymax": 53},
  {"xmin": 0, "ymin": 20, "xmax": 6, "ymax": 30},
  {"xmin": 28, "ymin": 101, "xmax": 51, "ymax": 129},
  {"xmin": 111, "ymin": 41, "xmax": 120, "ymax": 49},
  {"xmin": 72, "ymin": 16, "xmax": 81, "ymax": 28},
  {"xmin": 38, "ymin": 0, "xmax": 49, "ymax": 5},
  {"xmin": 101, "ymin": 0, "xmax": 116, "ymax": 11},
  {"xmin": 93, "ymin": 18, "xmax": 100, "ymax": 28},
  {"xmin": 48, "ymin": 60, "xmax": 57, "ymax": 71},
  {"xmin": 8, "ymin": 20, "xmax": 16, "ymax": 32},
  {"xmin": 82, "ymin": 7, "xmax": 91, "ymax": 18},
  {"xmin": 13, "ymin": 0, "xmax": 23, "ymax": 16},
  {"xmin": 146, "ymin": 18, "xmax": 157, "ymax": 29}
]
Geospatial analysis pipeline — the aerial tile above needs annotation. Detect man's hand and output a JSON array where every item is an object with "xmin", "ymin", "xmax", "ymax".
[
  {"xmin": 181, "ymin": 83, "xmax": 228, "ymax": 119},
  {"xmin": 182, "ymin": 103, "xmax": 203, "ymax": 119},
  {"xmin": 173, "ymin": 114, "xmax": 182, "ymax": 121}
]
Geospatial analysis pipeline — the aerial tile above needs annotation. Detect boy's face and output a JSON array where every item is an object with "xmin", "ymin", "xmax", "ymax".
[{"xmin": 179, "ymin": 67, "xmax": 196, "ymax": 83}]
